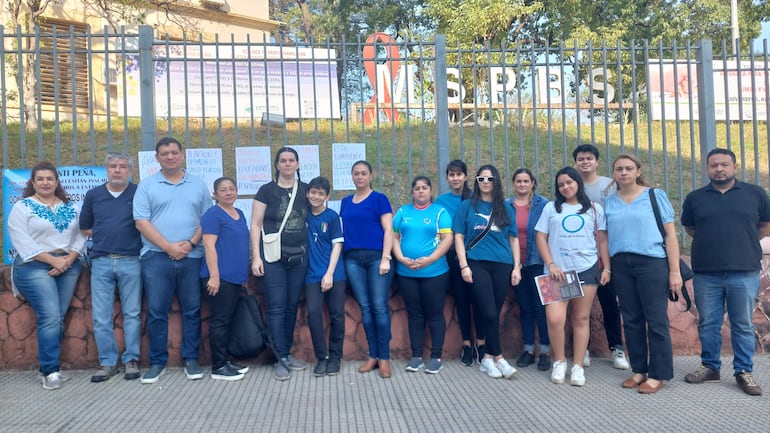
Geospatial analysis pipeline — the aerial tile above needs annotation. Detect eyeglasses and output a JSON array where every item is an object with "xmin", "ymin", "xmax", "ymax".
[{"xmin": 476, "ymin": 176, "xmax": 494, "ymax": 183}]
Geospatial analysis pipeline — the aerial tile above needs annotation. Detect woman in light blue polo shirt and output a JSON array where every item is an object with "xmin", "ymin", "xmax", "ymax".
[
  {"xmin": 392, "ymin": 176, "xmax": 454, "ymax": 374},
  {"xmin": 604, "ymin": 154, "xmax": 682, "ymax": 394}
]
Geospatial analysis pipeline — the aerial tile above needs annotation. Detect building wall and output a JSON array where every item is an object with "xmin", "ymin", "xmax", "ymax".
[{"xmin": 0, "ymin": 0, "xmax": 280, "ymax": 119}]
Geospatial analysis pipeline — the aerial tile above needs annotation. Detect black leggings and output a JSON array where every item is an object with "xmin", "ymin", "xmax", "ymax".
[
  {"xmin": 397, "ymin": 273, "xmax": 449, "ymax": 359},
  {"xmin": 468, "ymin": 259, "xmax": 513, "ymax": 357},
  {"xmin": 447, "ymin": 249, "xmax": 485, "ymax": 342}
]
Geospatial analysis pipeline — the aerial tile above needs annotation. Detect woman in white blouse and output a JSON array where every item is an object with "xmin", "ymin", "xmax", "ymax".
[{"xmin": 8, "ymin": 161, "xmax": 86, "ymax": 390}]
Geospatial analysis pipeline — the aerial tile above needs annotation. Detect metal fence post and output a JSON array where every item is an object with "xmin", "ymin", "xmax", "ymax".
[
  {"xmin": 434, "ymin": 34, "xmax": 450, "ymax": 194},
  {"xmin": 139, "ymin": 25, "xmax": 156, "ymax": 151},
  {"xmin": 696, "ymin": 39, "xmax": 717, "ymax": 184}
]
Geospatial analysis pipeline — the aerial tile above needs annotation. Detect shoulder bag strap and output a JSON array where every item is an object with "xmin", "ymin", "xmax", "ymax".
[
  {"xmin": 648, "ymin": 188, "xmax": 666, "ymax": 241},
  {"xmin": 650, "ymin": 188, "xmax": 692, "ymax": 310},
  {"xmin": 262, "ymin": 180, "xmax": 298, "ymax": 237},
  {"xmin": 467, "ymin": 211, "xmax": 493, "ymax": 251}
]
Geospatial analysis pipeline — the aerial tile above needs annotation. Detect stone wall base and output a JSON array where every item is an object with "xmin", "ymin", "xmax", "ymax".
[{"xmin": 1, "ymin": 257, "xmax": 769, "ymax": 370}]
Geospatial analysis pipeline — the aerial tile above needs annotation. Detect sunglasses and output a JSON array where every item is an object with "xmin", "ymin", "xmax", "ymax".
[{"xmin": 476, "ymin": 176, "xmax": 495, "ymax": 183}]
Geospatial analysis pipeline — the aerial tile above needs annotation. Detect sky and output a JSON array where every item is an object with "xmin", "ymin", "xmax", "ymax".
[{"xmin": 754, "ymin": 22, "xmax": 770, "ymax": 52}]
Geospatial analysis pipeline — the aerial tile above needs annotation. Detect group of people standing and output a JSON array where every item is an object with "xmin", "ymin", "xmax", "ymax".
[{"xmin": 8, "ymin": 139, "xmax": 768, "ymax": 397}]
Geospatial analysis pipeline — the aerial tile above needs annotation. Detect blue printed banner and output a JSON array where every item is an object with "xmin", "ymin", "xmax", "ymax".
[{"xmin": 3, "ymin": 166, "xmax": 107, "ymax": 264}]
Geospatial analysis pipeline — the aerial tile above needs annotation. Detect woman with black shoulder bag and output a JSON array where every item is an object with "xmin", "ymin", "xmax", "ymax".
[{"xmin": 604, "ymin": 154, "xmax": 683, "ymax": 394}]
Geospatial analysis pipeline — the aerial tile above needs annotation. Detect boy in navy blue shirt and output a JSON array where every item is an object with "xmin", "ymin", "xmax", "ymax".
[{"xmin": 305, "ymin": 176, "xmax": 346, "ymax": 376}]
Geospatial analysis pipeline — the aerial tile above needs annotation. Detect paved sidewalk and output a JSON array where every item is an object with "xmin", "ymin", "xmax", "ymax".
[{"xmin": 1, "ymin": 355, "xmax": 768, "ymax": 433}]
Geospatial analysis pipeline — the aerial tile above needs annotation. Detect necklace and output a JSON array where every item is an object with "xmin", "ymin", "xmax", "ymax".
[{"xmin": 33, "ymin": 194, "xmax": 57, "ymax": 209}]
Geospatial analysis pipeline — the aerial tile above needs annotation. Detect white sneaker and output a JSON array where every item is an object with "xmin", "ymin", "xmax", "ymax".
[
  {"xmin": 551, "ymin": 360, "xmax": 567, "ymax": 384},
  {"xmin": 495, "ymin": 358, "xmax": 517, "ymax": 379},
  {"xmin": 570, "ymin": 364, "xmax": 586, "ymax": 386},
  {"xmin": 479, "ymin": 357, "xmax": 503, "ymax": 378},
  {"xmin": 611, "ymin": 348, "xmax": 630, "ymax": 370},
  {"xmin": 582, "ymin": 350, "xmax": 591, "ymax": 367}
]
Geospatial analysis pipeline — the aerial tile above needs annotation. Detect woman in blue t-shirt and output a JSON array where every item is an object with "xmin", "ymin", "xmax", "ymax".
[
  {"xmin": 452, "ymin": 164, "xmax": 521, "ymax": 380},
  {"xmin": 340, "ymin": 160, "xmax": 395, "ymax": 378},
  {"xmin": 201, "ymin": 177, "xmax": 250, "ymax": 382},
  {"xmin": 605, "ymin": 154, "xmax": 682, "ymax": 394},
  {"xmin": 392, "ymin": 176, "xmax": 454, "ymax": 374},
  {"xmin": 535, "ymin": 166, "xmax": 610, "ymax": 387},
  {"xmin": 435, "ymin": 160, "xmax": 485, "ymax": 367}
]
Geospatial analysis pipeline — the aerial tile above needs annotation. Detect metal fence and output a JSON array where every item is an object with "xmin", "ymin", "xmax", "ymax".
[{"xmin": 1, "ymin": 25, "xmax": 769, "ymax": 209}]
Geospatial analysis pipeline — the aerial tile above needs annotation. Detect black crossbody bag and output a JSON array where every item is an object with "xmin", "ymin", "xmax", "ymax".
[{"xmin": 649, "ymin": 188, "xmax": 693, "ymax": 311}]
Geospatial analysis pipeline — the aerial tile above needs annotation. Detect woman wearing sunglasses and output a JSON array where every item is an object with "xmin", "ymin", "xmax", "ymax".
[{"xmin": 453, "ymin": 165, "xmax": 521, "ymax": 379}]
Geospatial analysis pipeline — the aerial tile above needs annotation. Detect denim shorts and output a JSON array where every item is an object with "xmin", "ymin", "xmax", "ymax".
[{"xmin": 578, "ymin": 261, "xmax": 601, "ymax": 286}]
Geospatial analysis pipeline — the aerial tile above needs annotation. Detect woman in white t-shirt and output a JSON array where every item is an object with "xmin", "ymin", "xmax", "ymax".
[{"xmin": 535, "ymin": 167, "xmax": 610, "ymax": 387}]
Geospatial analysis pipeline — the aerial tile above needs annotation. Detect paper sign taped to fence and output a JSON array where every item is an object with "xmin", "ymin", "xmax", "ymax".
[
  {"xmin": 535, "ymin": 270, "xmax": 584, "ymax": 305},
  {"xmin": 2, "ymin": 166, "xmax": 107, "ymax": 264},
  {"xmin": 138, "ymin": 151, "xmax": 161, "ymax": 181},
  {"xmin": 235, "ymin": 199, "xmax": 253, "ymax": 227},
  {"xmin": 332, "ymin": 143, "xmax": 366, "ymax": 190},
  {"xmin": 185, "ymin": 148, "xmax": 223, "ymax": 193},
  {"xmin": 294, "ymin": 145, "xmax": 320, "ymax": 181},
  {"xmin": 235, "ymin": 146, "xmax": 272, "ymax": 195}
]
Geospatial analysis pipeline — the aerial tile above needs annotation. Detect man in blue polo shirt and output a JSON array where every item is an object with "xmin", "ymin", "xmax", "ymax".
[
  {"xmin": 133, "ymin": 137, "xmax": 211, "ymax": 384},
  {"xmin": 81, "ymin": 152, "xmax": 143, "ymax": 382},
  {"xmin": 681, "ymin": 148, "xmax": 770, "ymax": 396}
]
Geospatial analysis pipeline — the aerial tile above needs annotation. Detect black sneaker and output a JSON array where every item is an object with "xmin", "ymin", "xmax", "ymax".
[
  {"xmin": 516, "ymin": 351, "xmax": 535, "ymax": 368},
  {"xmin": 211, "ymin": 365, "xmax": 245, "ymax": 381},
  {"xmin": 460, "ymin": 345, "xmax": 473, "ymax": 366},
  {"xmin": 227, "ymin": 361, "xmax": 249, "ymax": 374},
  {"xmin": 537, "ymin": 354, "xmax": 551, "ymax": 371},
  {"xmin": 314, "ymin": 358, "xmax": 328, "ymax": 377},
  {"xmin": 326, "ymin": 358, "xmax": 341, "ymax": 376},
  {"xmin": 476, "ymin": 344, "xmax": 486, "ymax": 365}
]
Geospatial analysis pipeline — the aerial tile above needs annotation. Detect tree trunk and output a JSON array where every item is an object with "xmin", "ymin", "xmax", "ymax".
[
  {"xmin": 296, "ymin": 0, "xmax": 314, "ymax": 42},
  {"xmin": 22, "ymin": 52, "xmax": 39, "ymax": 132}
]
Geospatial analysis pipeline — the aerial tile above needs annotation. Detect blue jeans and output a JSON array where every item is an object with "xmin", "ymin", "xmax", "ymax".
[
  {"xmin": 141, "ymin": 251, "xmax": 202, "ymax": 366},
  {"xmin": 514, "ymin": 264, "xmax": 550, "ymax": 351},
  {"xmin": 261, "ymin": 257, "xmax": 307, "ymax": 359},
  {"xmin": 13, "ymin": 257, "xmax": 83, "ymax": 375},
  {"xmin": 345, "ymin": 249, "xmax": 394, "ymax": 360},
  {"xmin": 90, "ymin": 255, "xmax": 142, "ymax": 366},
  {"xmin": 693, "ymin": 271, "xmax": 760, "ymax": 374}
]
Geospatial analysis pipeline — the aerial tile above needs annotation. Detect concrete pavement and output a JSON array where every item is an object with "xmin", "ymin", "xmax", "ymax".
[{"xmin": 1, "ymin": 355, "xmax": 768, "ymax": 433}]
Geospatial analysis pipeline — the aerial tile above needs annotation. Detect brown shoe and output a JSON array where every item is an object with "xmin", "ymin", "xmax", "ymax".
[
  {"xmin": 378, "ymin": 360, "xmax": 392, "ymax": 378},
  {"xmin": 736, "ymin": 372, "xmax": 763, "ymax": 396},
  {"xmin": 684, "ymin": 365, "xmax": 720, "ymax": 384},
  {"xmin": 622, "ymin": 374, "xmax": 647, "ymax": 389},
  {"xmin": 638, "ymin": 380, "xmax": 664, "ymax": 394},
  {"xmin": 358, "ymin": 358, "xmax": 378, "ymax": 373}
]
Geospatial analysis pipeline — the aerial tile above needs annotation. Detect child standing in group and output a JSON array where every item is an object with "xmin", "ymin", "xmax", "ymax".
[{"xmin": 305, "ymin": 177, "xmax": 346, "ymax": 377}]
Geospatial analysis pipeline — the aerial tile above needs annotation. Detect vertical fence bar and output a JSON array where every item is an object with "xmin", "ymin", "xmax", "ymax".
[
  {"xmin": 68, "ymin": 29, "xmax": 77, "ymax": 164},
  {"xmin": 88, "ymin": 28, "xmax": 96, "ymax": 160},
  {"xmin": 435, "ymin": 34, "xmax": 450, "ymax": 194},
  {"xmin": 696, "ymin": 39, "xmax": 716, "ymax": 184},
  {"xmin": 1, "ymin": 25, "xmax": 7, "ymax": 168},
  {"xmin": 138, "ymin": 25, "xmax": 156, "ymax": 151},
  {"xmin": 15, "ymin": 26, "xmax": 26, "ymax": 165}
]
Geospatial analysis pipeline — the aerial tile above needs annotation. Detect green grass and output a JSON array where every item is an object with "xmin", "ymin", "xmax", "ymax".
[{"xmin": 2, "ymin": 115, "xmax": 768, "ymax": 253}]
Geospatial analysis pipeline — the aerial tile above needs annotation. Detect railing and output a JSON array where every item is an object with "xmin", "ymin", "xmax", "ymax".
[{"xmin": 2, "ymin": 26, "xmax": 769, "ymax": 211}]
